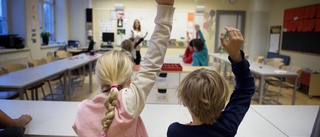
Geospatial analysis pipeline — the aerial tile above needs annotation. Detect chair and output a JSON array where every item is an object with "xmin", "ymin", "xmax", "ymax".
[
  {"xmin": 253, "ymin": 56, "xmax": 265, "ymax": 63},
  {"xmin": 56, "ymin": 50, "xmax": 71, "ymax": 59},
  {"xmin": 245, "ymin": 54, "xmax": 249, "ymax": 59},
  {"xmin": 1, "ymin": 64, "xmax": 29, "ymax": 99},
  {"xmin": 42, "ymin": 56, "xmax": 64, "ymax": 100},
  {"xmin": 42, "ymin": 56, "xmax": 59, "ymax": 63},
  {"xmin": 266, "ymin": 58, "xmax": 284, "ymax": 63},
  {"xmin": 266, "ymin": 61, "xmax": 285, "ymax": 69},
  {"xmin": 1, "ymin": 64, "xmax": 27, "ymax": 74},
  {"xmin": 0, "ymin": 69, "xmax": 20, "ymax": 99},
  {"xmin": 265, "ymin": 65, "xmax": 303, "ymax": 102},
  {"xmin": 27, "ymin": 60, "xmax": 47, "ymax": 100}
]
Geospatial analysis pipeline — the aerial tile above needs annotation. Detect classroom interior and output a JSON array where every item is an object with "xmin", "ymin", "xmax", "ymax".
[{"xmin": 0, "ymin": 0, "xmax": 320, "ymax": 136}]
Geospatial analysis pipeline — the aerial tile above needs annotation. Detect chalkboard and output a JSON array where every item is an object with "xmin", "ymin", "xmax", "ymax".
[{"xmin": 282, "ymin": 32, "xmax": 320, "ymax": 54}]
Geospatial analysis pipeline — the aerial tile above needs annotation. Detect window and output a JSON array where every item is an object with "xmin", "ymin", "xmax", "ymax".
[
  {"xmin": 39, "ymin": 0, "xmax": 55, "ymax": 41},
  {"xmin": 0, "ymin": 0, "xmax": 7, "ymax": 34}
]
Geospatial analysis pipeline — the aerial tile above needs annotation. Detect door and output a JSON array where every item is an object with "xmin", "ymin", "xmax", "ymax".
[{"xmin": 214, "ymin": 10, "xmax": 246, "ymax": 52}]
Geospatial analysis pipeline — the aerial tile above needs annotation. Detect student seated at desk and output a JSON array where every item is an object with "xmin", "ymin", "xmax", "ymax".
[
  {"xmin": 0, "ymin": 110, "xmax": 32, "ymax": 137},
  {"xmin": 122, "ymin": 39, "xmax": 141, "ymax": 65},
  {"xmin": 167, "ymin": 27, "xmax": 255, "ymax": 137},
  {"xmin": 87, "ymin": 36, "xmax": 95, "ymax": 53},
  {"xmin": 192, "ymin": 24, "xmax": 208, "ymax": 66},
  {"xmin": 72, "ymin": 0, "xmax": 175, "ymax": 136}
]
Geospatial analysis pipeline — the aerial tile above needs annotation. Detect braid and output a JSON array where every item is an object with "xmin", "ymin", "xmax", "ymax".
[{"xmin": 101, "ymin": 88, "xmax": 119, "ymax": 133}]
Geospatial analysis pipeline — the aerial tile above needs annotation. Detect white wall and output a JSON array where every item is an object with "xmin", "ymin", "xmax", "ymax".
[
  {"xmin": 68, "ymin": 0, "xmax": 88, "ymax": 48},
  {"xmin": 7, "ymin": 0, "xmax": 26, "ymax": 39},
  {"xmin": 55, "ymin": 0, "xmax": 69, "ymax": 43}
]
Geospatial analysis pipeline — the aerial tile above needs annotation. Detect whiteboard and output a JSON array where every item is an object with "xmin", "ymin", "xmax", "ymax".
[{"xmin": 121, "ymin": 9, "xmax": 192, "ymax": 41}]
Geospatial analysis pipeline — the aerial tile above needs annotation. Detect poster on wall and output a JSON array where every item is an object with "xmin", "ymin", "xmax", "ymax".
[{"xmin": 269, "ymin": 26, "xmax": 281, "ymax": 53}]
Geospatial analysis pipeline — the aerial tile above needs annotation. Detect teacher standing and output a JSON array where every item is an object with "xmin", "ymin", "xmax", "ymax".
[{"xmin": 131, "ymin": 19, "xmax": 148, "ymax": 65}]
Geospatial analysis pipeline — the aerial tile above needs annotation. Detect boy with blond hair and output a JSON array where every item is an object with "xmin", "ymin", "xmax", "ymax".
[{"xmin": 167, "ymin": 27, "xmax": 255, "ymax": 137}]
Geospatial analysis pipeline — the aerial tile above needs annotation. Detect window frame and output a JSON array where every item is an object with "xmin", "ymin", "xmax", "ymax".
[
  {"xmin": 0, "ymin": 0, "xmax": 8, "ymax": 35},
  {"xmin": 39, "ymin": 0, "xmax": 55, "ymax": 42}
]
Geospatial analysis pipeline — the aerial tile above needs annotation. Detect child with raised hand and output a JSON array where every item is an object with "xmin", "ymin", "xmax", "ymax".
[
  {"xmin": 167, "ymin": 27, "xmax": 255, "ymax": 137},
  {"xmin": 192, "ymin": 24, "xmax": 208, "ymax": 66},
  {"xmin": 72, "ymin": 0, "xmax": 175, "ymax": 137}
]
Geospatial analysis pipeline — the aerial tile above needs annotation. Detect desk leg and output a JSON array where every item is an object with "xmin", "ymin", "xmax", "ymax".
[
  {"xmin": 292, "ymin": 76, "xmax": 298, "ymax": 105},
  {"xmin": 259, "ymin": 75, "xmax": 265, "ymax": 104},
  {"xmin": 89, "ymin": 62, "xmax": 92, "ymax": 93},
  {"xmin": 68, "ymin": 69, "xmax": 72, "ymax": 101},
  {"xmin": 63, "ymin": 71, "xmax": 67, "ymax": 101},
  {"xmin": 19, "ymin": 89, "xmax": 24, "ymax": 100}
]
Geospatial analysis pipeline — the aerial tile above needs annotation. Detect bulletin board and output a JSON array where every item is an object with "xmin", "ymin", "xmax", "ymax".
[{"xmin": 282, "ymin": 3, "xmax": 320, "ymax": 55}]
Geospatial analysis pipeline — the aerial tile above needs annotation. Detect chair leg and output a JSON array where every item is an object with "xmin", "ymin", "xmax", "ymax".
[
  {"xmin": 24, "ymin": 90, "xmax": 29, "ymax": 100},
  {"xmin": 276, "ymin": 87, "xmax": 283, "ymax": 102},
  {"xmin": 47, "ymin": 81, "xmax": 54, "ymax": 100},
  {"xmin": 31, "ymin": 90, "xmax": 35, "ymax": 100},
  {"xmin": 41, "ymin": 86, "xmax": 45, "ymax": 100},
  {"xmin": 35, "ymin": 89, "xmax": 39, "ymax": 100}
]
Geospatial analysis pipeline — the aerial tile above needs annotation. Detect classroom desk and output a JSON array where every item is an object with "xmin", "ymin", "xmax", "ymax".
[
  {"xmin": 0, "ymin": 66, "xmax": 67, "ymax": 100},
  {"xmin": 0, "ymin": 53, "xmax": 100, "ymax": 101},
  {"xmin": 0, "ymin": 100, "xmax": 318, "ymax": 137},
  {"xmin": 47, "ymin": 53, "xmax": 101, "ymax": 100},
  {"xmin": 209, "ymin": 53, "xmax": 299, "ymax": 105},
  {"xmin": 251, "ymin": 105, "xmax": 320, "ymax": 137},
  {"xmin": 141, "ymin": 104, "xmax": 287, "ymax": 137}
]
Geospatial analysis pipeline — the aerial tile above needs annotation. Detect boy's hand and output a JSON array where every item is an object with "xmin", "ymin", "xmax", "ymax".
[
  {"xmin": 156, "ymin": 0, "xmax": 174, "ymax": 6},
  {"xmin": 220, "ymin": 27, "xmax": 243, "ymax": 63},
  {"xmin": 194, "ymin": 24, "xmax": 200, "ymax": 31}
]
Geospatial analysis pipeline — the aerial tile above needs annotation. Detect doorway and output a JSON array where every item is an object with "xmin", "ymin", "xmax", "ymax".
[{"xmin": 214, "ymin": 10, "xmax": 246, "ymax": 52}]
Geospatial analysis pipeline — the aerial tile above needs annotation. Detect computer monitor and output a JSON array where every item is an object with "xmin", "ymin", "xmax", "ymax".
[
  {"xmin": 102, "ymin": 32, "xmax": 114, "ymax": 44},
  {"xmin": 68, "ymin": 40, "xmax": 79, "ymax": 47}
]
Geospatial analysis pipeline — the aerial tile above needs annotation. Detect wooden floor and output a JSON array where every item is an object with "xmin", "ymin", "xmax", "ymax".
[{"xmin": 25, "ymin": 73, "xmax": 320, "ymax": 105}]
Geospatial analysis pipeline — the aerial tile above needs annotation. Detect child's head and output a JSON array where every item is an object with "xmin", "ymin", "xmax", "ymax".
[
  {"xmin": 192, "ymin": 39, "xmax": 204, "ymax": 52},
  {"xmin": 188, "ymin": 39, "xmax": 195, "ymax": 51},
  {"xmin": 121, "ymin": 39, "xmax": 133, "ymax": 53},
  {"xmin": 95, "ymin": 50, "xmax": 134, "ymax": 133},
  {"xmin": 177, "ymin": 68, "xmax": 229, "ymax": 124}
]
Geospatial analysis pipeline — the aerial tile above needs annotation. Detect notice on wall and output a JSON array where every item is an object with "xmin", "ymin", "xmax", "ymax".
[
  {"xmin": 99, "ymin": 19, "xmax": 114, "ymax": 40},
  {"xmin": 269, "ymin": 26, "xmax": 281, "ymax": 53}
]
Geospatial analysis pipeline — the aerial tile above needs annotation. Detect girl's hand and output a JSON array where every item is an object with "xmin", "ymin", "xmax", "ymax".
[
  {"xmin": 220, "ymin": 27, "xmax": 243, "ymax": 63},
  {"xmin": 194, "ymin": 24, "xmax": 200, "ymax": 31},
  {"xmin": 156, "ymin": 0, "xmax": 174, "ymax": 5}
]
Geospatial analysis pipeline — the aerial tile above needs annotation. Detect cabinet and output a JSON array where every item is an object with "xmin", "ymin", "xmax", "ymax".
[
  {"xmin": 309, "ymin": 74, "xmax": 320, "ymax": 97},
  {"xmin": 300, "ymin": 71, "xmax": 320, "ymax": 97}
]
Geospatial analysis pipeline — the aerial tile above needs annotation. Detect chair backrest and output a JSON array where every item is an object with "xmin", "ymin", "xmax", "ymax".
[
  {"xmin": 47, "ymin": 52, "xmax": 54, "ymax": 57},
  {"xmin": 266, "ymin": 61, "xmax": 285, "ymax": 68},
  {"xmin": 245, "ymin": 54, "xmax": 249, "ymax": 59},
  {"xmin": 42, "ymin": 56, "xmax": 59, "ymax": 63},
  {"xmin": 254, "ymin": 56, "xmax": 264, "ymax": 63},
  {"xmin": 0, "ymin": 69, "xmax": 5, "ymax": 76},
  {"xmin": 267, "ymin": 58, "xmax": 284, "ymax": 63},
  {"xmin": 281, "ymin": 65, "xmax": 303, "ymax": 85},
  {"xmin": 56, "ymin": 50, "xmax": 71, "ymax": 59},
  {"xmin": 28, "ymin": 59, "xmax": 47, "ymax": 67},
  {"xmin": 1, "ymin": 64, "xmax": 27, "ymax": 73}
]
